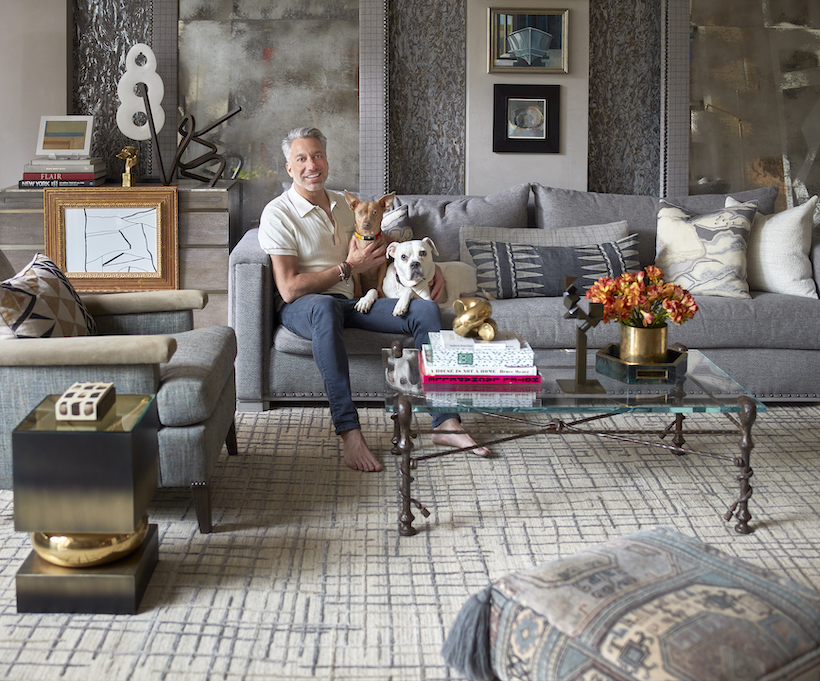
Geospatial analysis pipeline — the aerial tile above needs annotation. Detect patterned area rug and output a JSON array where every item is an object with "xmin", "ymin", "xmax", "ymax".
[{"xmin": 1, "ymin": 404, "xmax": 820, "ymax": 680}]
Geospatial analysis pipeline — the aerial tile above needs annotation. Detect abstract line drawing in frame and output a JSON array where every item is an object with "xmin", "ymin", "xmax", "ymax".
[
  {"xmin": 35, "ymin": 116, "xmax": 95, "ymax": 157},
  {"xmin": 44, "ymin": 186, "xmax": 178, "ymax": 292},
  {"xmin": 493, "ymin": 84, "xmax": 560, "ymax": 153},
  {"xmin": 489, "ymin": 8, "xmax": 569, "ymax": 74}
]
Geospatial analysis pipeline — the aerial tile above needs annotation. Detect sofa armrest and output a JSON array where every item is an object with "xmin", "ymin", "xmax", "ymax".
[
  {"xmin": 81, "ymin": 290, "xmax": 208, "ymax": 316},
  {"xmin": 229, "ymin": 229, "xmax": 274, "ymax": 401},
  {"xmin": 0, "ymin": 335, "xmax": 177, "ymax": 367},
  {"xmin": 812, "ymin": 228, "xmax": 820, "ymax": 293}
]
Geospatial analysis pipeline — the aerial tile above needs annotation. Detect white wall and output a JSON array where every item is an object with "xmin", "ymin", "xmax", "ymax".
[
  {"xmin": 0, "ymin": 1, "xmax": 70, "ymax": 190},
  {"xmin": 466, "ymin": 0, "xmax": 589, "ymax": 195}
]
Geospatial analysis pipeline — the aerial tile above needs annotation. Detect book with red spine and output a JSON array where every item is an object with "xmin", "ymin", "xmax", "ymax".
[{"xmin": 22, "ymin": 171, "xmax": 105, "ymax": 181}]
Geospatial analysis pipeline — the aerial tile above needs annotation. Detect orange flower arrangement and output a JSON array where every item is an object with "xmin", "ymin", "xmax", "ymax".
[{"xmin": 585, "ymin": 266, "xmax": 698, "ymax": 329}]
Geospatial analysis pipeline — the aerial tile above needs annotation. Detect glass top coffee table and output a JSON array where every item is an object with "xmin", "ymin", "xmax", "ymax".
[{"xmin": 383, "ymin": 343, "xmax": 766, "ymax": 538}]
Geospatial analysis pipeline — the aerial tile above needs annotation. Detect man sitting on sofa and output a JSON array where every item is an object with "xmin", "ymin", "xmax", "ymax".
[{"xmin": 258, "ymin": 126, "xmax": 488, "ymax": 472}]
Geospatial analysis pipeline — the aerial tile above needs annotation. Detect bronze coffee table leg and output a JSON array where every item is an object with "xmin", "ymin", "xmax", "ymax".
[
  {"xmin": 724, "ymin": 395, "xmax": 756, "ymax": 534},
  {"xmin": 393, "ymin": 395, "xmax": 418, "ymax": 536}
]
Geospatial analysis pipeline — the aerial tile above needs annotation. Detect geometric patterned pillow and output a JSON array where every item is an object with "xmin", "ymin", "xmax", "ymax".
[
  {"xmin": 655, "ymin": 199, "xmax": 758, "ymax": 299},
  {"xmin": 0, "ymin": 253, "xmax": 97, "ymax": 339},
  {"xmin": 465, "ymin": 233, "xmax": 640, "ymax": 299},
  {"xmin": 444, "ymin": 526, "xmax": 820, "ymax": 681}
]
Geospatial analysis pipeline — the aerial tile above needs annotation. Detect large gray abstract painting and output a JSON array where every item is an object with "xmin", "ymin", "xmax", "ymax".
[{"xmin": 179, "ymin": 1, "xmax": 359, "ymax": 230}]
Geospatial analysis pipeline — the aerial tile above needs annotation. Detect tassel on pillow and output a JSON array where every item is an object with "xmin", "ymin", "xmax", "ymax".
[{"xmin": 441, "ymin": 585, "xmax": 495, "ymax": 681}]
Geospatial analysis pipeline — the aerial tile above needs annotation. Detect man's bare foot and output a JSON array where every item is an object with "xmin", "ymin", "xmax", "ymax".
[
  {"xmin": 340, "ymin": 428, "xmax": 384, "ymax": 472},
  {"xmin": 430, "ymin": 418, "xmax": 490, "ymax": 457}
]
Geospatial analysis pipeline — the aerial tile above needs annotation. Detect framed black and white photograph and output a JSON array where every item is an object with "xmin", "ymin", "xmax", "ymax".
[
  {"xmin": 493, "ymin": 84, "xmax": 560, "ymax": 153},
  {"xmin": 44, "ymin": 186, "xmax": 179, "ymax": 291},
  {"xmin": 489, "ymin": 8, "xmax": 569, "ymax": 74}
]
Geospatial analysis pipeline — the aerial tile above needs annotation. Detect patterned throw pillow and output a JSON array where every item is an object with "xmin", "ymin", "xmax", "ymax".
[
  {"xmin": 380, "ymin": 204, "xmax": 412, "ymax": 243},
  {"xmin": 0, "ymin": 254, "xmax": 97, "ymax": 339},
  {"xmin": 465, "ymin": 234, "xmax": 640, "ymax": 299},
  {"xmin": 655, "ymin": 199, "xmax": 758, "ymax": 298}
]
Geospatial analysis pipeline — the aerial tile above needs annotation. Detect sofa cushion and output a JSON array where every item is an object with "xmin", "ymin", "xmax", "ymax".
[
  {"xmin": 655, "ymin": 200, "xmax": 757, "ymax": 299},
  {"xmin": 443, "ymin": 526, "xmax": 820, "ymax": 681},
  {"xmin": 480, "ymin": 292, "xmax": 820, "ymax": 351},
  {"xmin": 0, "ymin": 254, "xmax": 97, "ymax": 339},
  {"xmin": 727, "ymin": 195, "xmax": 819, "ymax": 298},
  {"xmin": 465, "ymin": 233, "xmax": 640, "ymax": 299},
  {"xmin": 458, "ymin": 221, "xmax": 629, "ymax": 267},
  {"xmin": 158, "ymin": 325, "xmax": 237, "ymax": 427},
  {"xmin": 532, "ymin": 184, "xmax": 778, "ymax": 267},
  {"xmin": 394, "ymin": 183, "xmax": 531, "ymax": 262},
  {"xmin": 274, "ymin": 324, "xmax": 414, "ymax": 357}
]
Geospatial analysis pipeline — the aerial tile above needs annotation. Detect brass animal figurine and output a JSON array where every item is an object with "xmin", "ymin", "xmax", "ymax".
[{"xmin": 452, "ymin": 297, "xmax": 498, "ymax": 340}]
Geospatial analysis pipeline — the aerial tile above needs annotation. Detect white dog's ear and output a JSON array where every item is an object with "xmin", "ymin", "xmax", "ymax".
[
  {"xmin": 379, "ymin": 192, "xmax": 396, "ymax": 211},
  {"xmin": 421, "ymin": 237, "xmax": 439, "ymax": 256},
  {"xmin": 386, "ymin": 241, "xmax": 399, "ymax": 258},
  {"xmin": 344, "ymin": 189, "xmax": 359, "ymax": 209}
]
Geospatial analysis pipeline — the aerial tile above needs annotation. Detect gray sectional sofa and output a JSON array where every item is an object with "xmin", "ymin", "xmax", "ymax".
[{"xmin": 228, "ymin": 183, "xmax": 820, "ymax": 408}]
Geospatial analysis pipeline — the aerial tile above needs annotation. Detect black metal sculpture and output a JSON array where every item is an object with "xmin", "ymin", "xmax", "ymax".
[{"xmin": 137, "ymin": 82, "xmax": 241, "ymax": 187}]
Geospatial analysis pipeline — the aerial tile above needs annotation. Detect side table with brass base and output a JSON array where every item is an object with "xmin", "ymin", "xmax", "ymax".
[{"xmin": 13, "ymin": 394, "xmax": 160, "ymax": 614}]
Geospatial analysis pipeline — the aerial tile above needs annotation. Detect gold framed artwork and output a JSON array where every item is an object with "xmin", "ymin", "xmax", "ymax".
[
  {"xmin": 44, "ymin": 186, "xmax": 179, "ymax": 292},
  {"xmin": 489, "ymin": 8, "xmax": 569, "ymax": 74}
]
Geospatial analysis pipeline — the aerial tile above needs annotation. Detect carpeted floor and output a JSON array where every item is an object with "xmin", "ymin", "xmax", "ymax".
[{"xmin": 1, "ymin": 404, "xmax": 820, "ymax": 680}]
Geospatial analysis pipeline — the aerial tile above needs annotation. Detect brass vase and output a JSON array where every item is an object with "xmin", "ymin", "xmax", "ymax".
[{"xmin": 619, "ymin": 324, "xmax": 668, "ymax": 364}]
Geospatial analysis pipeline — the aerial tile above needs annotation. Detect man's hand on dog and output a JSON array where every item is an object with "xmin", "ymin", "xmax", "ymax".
[{"xmin": 346, "ymin": 234, "xmax": 387, "ymax": 274}]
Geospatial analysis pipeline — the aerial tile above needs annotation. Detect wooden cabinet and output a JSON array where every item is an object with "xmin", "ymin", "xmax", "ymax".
[{"xmin": 0, "ymin": 180, "xmax": 240, "ymax": 328}]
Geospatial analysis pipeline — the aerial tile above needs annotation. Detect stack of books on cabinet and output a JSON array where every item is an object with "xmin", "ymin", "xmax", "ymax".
[
  {"xmin": 420, "ymin": 331, "xmax": 540, "ymax": 386},
  {"xmin": 19, "ymin": 157, "xmax": 106, "ymax": 188}
]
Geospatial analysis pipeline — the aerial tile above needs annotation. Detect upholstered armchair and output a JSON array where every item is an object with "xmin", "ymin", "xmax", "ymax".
[{"xmin": 0, "ymin": 249, "xmax": 237, "ymax": 533}]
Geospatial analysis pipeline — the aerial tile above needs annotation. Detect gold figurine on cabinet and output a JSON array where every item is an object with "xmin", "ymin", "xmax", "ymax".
[{"xmin": 116, "ymin": 145, "xmax": 139, "ymax": 187}]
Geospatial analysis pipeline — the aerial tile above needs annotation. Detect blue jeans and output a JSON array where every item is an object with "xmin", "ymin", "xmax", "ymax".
[{"xmin": 279, "ymin": 294, "xmax": 458, "ymax": 434}]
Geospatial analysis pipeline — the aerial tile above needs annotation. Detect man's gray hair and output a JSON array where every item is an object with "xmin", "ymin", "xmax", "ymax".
[{"xmin": 282, "ymin": 127, "xmax": 327, "ymax": 160}]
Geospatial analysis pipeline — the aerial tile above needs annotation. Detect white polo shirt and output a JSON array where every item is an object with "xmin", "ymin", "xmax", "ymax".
[{"xmin": 258, "ymin": 186, "xmax": 356, "ymax": 299}]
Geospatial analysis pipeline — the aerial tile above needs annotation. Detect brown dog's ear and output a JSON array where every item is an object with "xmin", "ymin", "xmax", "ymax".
[
  {"xmin": 344, "ymin": 189, "xmax": 359, "ymax": 209},
  {"xmin": 378, "ymin": 192, "xmax": 396, "ymax": 211}
]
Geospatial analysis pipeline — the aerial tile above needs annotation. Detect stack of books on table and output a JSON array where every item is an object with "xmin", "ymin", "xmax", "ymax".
[
  {"xmin": 18, "ymin": 157, "xmax": 106, "ymax": 188},
  {"xmin": 420, "ymin": 330, "xmax": 540, "ymax": 387}
]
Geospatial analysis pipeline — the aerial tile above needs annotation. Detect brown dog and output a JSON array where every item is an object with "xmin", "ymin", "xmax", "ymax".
[{"xmin": 344, "ymin": 190, "xmax": 395, "ymax": 312}]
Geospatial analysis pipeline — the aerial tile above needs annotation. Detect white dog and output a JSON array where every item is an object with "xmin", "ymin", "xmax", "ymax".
[
  {"xmin": 355, "ymin": 235, "xmax": 478, "ymax": 315},
  {"xmin": 382, "ymin": 237, "xmax": 439, "ymax": 316}
]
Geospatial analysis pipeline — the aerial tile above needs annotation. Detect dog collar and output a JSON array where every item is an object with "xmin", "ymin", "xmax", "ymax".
[{"xmin": 354, "ymin": 231, "xmax": 382, "ymax": 242}]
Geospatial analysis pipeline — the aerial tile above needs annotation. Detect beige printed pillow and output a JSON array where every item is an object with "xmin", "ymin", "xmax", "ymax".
[{"xmin": 655, "ymin": 200, "xmax": 757, "ymax": 298}]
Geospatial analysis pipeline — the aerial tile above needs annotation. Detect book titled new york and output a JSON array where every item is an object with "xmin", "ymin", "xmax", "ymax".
[
  {"xmin": 18, "ymin": 179, "xmax": 104, "ymax": 188},
  {"xmin": 419, "ymin": 351, "xmax": 541, "ymax": 384}
]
